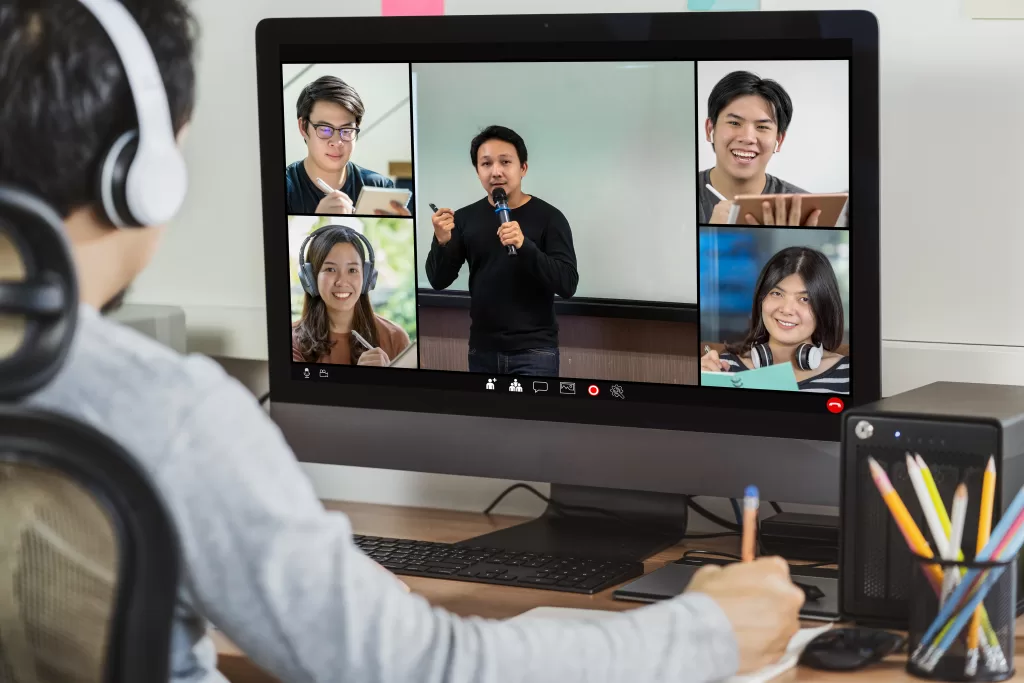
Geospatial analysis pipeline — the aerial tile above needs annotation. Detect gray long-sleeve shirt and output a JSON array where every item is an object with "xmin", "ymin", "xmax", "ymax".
[{"xmin": 26, "ymin": 303, "xmax": 740, "ymax": 683}]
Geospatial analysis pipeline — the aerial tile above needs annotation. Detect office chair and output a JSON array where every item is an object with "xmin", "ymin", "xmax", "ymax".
[{"xmin": 0, "ymin": 186, "xmax": 181, "ymax": 682}]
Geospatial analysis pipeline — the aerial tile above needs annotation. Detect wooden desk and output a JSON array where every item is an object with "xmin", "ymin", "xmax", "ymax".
[{"xmin": 214, "ymin": 500, "xmax": 1024, "ymax": 682}]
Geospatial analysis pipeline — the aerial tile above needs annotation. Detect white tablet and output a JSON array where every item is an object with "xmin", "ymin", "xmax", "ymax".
[{"xmin": 353, "ymin": 186, "xmax": 412, "ymax": 216}]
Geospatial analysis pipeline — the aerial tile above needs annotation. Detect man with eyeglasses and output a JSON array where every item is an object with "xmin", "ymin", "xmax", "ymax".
[{"xmin": 285, "ymin": 75, "xmax": 409, "ymax": 216}]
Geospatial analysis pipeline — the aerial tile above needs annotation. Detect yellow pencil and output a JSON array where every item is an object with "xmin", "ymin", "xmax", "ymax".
[
  {"xmin": 966, "ymin": 456, "xmax": 997, "ymax": 676},
  {"xmin": 915, "ymin": 454, "xmax": 953, "ymax": 537}
]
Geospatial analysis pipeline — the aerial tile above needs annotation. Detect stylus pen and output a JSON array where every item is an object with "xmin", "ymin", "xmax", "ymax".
[
  {"xmin": 315, "ymin": 177, "xmax": 335, "ymax": 195},
  {"xmin": 706, "ymin": 183, "xmax": 727, "ymax": 202},
  {"xmin": 429, "ymin": 203, "xmax": 439, "ymax": 213},
  {"xmin": 351, "ymin": 330, "xmax": 373, "ymax": 351},
  {"xmin": 741, "ymin": 485, "xmax": 759, "ymax": 562}
]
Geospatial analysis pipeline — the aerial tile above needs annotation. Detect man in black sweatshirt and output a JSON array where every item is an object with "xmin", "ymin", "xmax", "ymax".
[{"xmin": 426, "ymin": 125, "xmax": 578, "ymax": 377}]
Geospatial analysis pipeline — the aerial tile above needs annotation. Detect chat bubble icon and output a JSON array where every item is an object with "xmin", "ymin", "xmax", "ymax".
[{"xmin": 533, "ymin": 381, "xmax": 548, "ymax": 393}]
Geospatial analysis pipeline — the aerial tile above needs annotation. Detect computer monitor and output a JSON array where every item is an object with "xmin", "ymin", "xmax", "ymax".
[{"xmin": 256, "ymin": 10, "xmax": 880, "ymax": 561}]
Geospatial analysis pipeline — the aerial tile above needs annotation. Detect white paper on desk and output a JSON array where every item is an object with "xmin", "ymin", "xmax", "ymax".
[
  {"xmin": 510, "ymin": 607, "xmax": 831, "ymax": 682},
  {"xmin": 725, "ymin": 624, "xmax": 832, "ymax": 683}
]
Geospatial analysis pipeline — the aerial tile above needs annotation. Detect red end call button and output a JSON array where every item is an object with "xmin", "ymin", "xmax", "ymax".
[
  {"xmin": 826, "ymin": 397, "xmax": 845, "ymax": 414},
  {"xmin": 588, "ymin": 385, "xmax": 600, "ymax": 396}
]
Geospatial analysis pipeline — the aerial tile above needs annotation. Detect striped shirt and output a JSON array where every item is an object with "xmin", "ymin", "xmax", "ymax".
[{"xmin": 718, "ymin": 352, "xmax": 851, "ymax": 394}]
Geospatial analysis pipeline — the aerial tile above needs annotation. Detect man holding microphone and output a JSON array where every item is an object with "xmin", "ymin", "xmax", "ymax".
[{"xmin": 425, "ymin": 125, "xmax": 578, "ymax": 377}]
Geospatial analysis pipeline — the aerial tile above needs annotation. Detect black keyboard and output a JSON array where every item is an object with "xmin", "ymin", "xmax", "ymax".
[{"xmin": 354, "ymin": 535, "xmax": 644, "ymax": 594}]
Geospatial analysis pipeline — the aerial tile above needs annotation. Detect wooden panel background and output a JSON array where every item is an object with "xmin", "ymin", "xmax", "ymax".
[{"xmin": 417, "ymin": 307, "xmax": 698, "ymax": 385}]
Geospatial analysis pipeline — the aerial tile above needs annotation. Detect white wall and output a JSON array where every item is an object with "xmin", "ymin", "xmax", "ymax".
[
  {"xmin": 281, "ymin": 63, "xmax": 412, "ymax": 183},
  {"xmin": 128, "ymin": 0, "xmax": 1024, "ymax": 521},
  {"xmin": 696, "ymin": 60, "xmax": 850, "ymax": 194}
]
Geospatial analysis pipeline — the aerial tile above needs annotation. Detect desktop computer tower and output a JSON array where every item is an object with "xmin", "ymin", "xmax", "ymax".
[{"xmin": 839, "ymin": 382, "xmax": 1024, "ymax": 627}]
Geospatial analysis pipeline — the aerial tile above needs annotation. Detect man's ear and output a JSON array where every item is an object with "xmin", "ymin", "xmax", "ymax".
[
  {"xmin": 175, "ymin": 121, "xmax": 191, "ymax": 146},
  {"xmin": 298, "ymin": 118, "xmax": 309, "ymax": 143},
  {"xmin": 774, "ymin": 132, "xmax": 787, "ymax": 153},
  {"xmin": 705, "ymin": 118, "xmax": 715, "ymax": 145},
  {"xmin": 520, "ymin": 161, "xmax": 528, "ymax": 177}
]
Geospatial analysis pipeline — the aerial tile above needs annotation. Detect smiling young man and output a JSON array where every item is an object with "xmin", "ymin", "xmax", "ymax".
[
  {"xmin": 284, "ymin": 75, "xmax": 408, "ymax": 216},
  {"xmin": 699, "ymin": 71, "xmax": 819, "ymax": 226},
  {"xmin": 425, "ymin": 125, "xmax": 579, "ymax": 377}
]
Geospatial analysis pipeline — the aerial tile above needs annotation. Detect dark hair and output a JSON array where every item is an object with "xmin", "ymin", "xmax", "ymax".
[
  {"xmin": 469, "ymin": 125, "xmax": 528, "ymax": 167},
  {"xmin": 293, "ymin": 226, "xmax": 379, "ymax": 364},
  {"xmin": 0, "ymin": 0, "xmax": 197, "ymax": 219},
  {"xmin": 296, "ymin": 75, "xmax": 365, "ymax": 130},
  {"xmin": 726, "ymin": 246, "xmax": 844, "ymax": 356},
  {"xmin": 708, "ymin": 70, "xmax": 794, "ymax": 136}
]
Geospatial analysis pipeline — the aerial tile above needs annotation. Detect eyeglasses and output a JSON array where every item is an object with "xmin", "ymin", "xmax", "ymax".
[
  {"xmin": 309, "ymin": 122, "xmax": 360, "ymax": 142},
  {"xmin": 799, "ymin": 627, "xmax": 906, "ymax": 671}
]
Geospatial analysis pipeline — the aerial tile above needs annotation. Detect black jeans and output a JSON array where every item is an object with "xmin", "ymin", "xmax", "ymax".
[{"xmin": 468, "ymin": 347, "xmax": 559, "ymax": 377}]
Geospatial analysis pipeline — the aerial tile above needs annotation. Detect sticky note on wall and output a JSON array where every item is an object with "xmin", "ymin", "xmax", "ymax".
[
  {"xmin": 689, "ymin": 0, "xmax": 760, "ymax": 9},
  {"xmin": 965, "ymin": 0, "xmax": 1024, "ymax": 18},
  {"xmin": 382, "ymin": 0, "xmax": 444, "ymax": 15}
]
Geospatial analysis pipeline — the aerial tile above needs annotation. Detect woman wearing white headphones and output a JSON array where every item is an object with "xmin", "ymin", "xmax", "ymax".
[
  {"xmin": 701, "ymin": 246, "xmax": 850, "ymax": 393},
  {"xmin": 292, "ymin": 225, "xmax": 409, "ymax": 366}
]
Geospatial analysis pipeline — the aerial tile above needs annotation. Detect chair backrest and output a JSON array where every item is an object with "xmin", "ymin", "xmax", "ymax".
[{"xmin": 0, "ymin": 185, "xmax": 181, "ymax": 682}]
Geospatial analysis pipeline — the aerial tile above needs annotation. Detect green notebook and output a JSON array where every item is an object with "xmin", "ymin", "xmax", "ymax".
[{"xmin": 701, "ymin": 362, "xmax": 800, "ymax": 392}]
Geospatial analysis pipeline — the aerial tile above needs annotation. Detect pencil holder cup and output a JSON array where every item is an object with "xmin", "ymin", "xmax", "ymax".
[{"xmin": 906, "ymin": 553, "xmax": 1017, "ymax": 682}]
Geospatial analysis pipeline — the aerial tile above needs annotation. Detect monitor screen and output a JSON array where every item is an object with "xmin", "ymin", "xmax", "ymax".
[{"xmin": 260, "ymin": 12, "xmax": 879, "ymax": 444}]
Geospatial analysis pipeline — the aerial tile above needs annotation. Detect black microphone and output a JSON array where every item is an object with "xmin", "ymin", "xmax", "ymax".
[{"xmin": 492, "ymin": 187, "xmax": 516, "ymax": 256}]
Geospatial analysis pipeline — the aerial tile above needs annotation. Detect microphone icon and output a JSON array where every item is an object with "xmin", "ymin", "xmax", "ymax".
[{"xmin": 492, "ymin": 187, "xmax": 516, "ymax": 256}]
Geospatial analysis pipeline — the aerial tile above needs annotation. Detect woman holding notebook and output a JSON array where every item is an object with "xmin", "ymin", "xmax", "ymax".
[{"xmin": 701, "ymin": 246, "xmax": 850, "ymax": 394}]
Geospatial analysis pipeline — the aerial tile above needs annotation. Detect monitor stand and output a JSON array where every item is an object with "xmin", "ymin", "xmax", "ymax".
[{"xmin": 454, "ymin": 484, "xmax": 689, "ymax": 563}]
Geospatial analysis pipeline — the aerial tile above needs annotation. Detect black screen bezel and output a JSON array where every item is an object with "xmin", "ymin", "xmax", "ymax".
[{"xmin": 256, "ymin": 10, "xmax": 880, "ymax": 443}]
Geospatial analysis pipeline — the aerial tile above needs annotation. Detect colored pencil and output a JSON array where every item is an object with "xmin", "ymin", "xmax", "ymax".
[
  {"xmin": 741, "ymin": 485, "xmax": 759, "ymax": 562},
  {"xmin": 966, "ymin": 457, "xmax": 996, "ymax": 676},
  {"xmin": 940, "ymin": 483, "xmax": 968, "ymax": 604}
]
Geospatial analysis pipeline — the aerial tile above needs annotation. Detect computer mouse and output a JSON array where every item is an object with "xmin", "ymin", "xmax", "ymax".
[
  {"xmin": 799, "ymin": 627, "xmax": 906, "ymax": 671},
  {"xmin": 792, "ymin": 580, "xmax": 825, "ymax": 602}
]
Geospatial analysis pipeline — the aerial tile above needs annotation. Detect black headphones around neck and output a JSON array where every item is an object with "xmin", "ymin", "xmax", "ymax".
[
  {"xmin": 297, "ymin": 225, "xmax": 378, "ymax": 299},
  {"xmin": 750, "ymin": 340, "xmax": 823, "ymax": 371}
]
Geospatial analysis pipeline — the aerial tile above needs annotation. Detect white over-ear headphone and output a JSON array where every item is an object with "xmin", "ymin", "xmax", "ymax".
[
  {"xmin": 76, "ymin": 0, "xmax": 188, "ymax": 228},
  {"xmin": 750, "ymin": 341, "xmax": 823, "ymax": 371}
]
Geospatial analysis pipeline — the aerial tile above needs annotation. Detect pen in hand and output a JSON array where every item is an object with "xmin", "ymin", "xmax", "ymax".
[
  {"xmin": 741, "ymin": 485, "xmax": 759, "ymax": 562},
  {"xmin": 351, "ymin": 329, "xmax": 373, "ymax": 351},
  {"xmin": 706, "ymin": 183, "xmax": 728, "ymax": 202}
]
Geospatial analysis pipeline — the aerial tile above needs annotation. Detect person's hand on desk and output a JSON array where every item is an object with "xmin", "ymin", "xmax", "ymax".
[{"xmin": 686, "ymin": 556, "xmax": 805, "ymax": 675}]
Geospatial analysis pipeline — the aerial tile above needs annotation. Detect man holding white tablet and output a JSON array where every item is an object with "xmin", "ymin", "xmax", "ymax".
[
  {"xmin": 285, "ymin": 75, "xmax": 411, "ymax": 216},
  {"xmin": 698, "ymin": 70, "xmax": 820, "ymax": 226}
]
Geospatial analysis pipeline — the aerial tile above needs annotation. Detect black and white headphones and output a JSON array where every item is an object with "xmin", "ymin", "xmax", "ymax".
[
  {"xmin": 750, "ymin": 341, "xmax": 823, "ymax": 371},
  {"xmin": 79, "ymin": 0, "xmax": 188, "ymax": 228},
  {"xmin": 1, "ymin": 0, "xmax": 185, "ymax": 399},
  {"xmin": 297, "ymin": 225, "xmax": 378, "ymax": 298}
]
